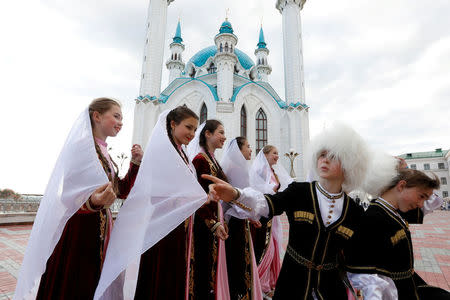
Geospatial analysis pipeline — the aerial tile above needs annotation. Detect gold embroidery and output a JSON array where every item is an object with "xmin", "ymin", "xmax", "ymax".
[
  {"xmin": 336, "ymin": 225, "xmax": 354, "ymax": 240},
  {"xmin": 294, "ymin": 210, "xmax": 315, "ymax": 223},
  {"xmin": 391, "ymin": 229, "xmax": 407, "ymax": 246}
]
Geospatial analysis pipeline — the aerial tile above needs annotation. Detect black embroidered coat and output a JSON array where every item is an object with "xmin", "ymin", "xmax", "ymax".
[{"xmin": 266, "ymin": 181, "xmax": 363, "ymax": 300}]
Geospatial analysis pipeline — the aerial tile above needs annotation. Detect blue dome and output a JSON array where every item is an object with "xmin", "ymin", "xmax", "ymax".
[
  {"xmin": 219, "ymin": 20, "xmax": 234, "ymax": 34},
  {"xmin": 188, "ymin": 45, "xmax": 255, "ymax": 70}
]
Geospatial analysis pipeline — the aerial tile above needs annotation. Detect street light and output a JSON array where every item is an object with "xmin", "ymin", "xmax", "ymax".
[{"xmin": 284, "ymin": 148, "xmax": 299, "ymax": 179}]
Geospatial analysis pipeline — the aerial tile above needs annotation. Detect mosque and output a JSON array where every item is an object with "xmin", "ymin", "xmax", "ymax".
[{"xmin": 132, "ymin": 0, "xmax": 310, "ymax": 178}]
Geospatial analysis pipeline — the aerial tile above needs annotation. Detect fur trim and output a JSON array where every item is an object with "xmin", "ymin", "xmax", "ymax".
[
  {"xmin": 363, "ymin": 151, "xmax": 398, "ymax": 197},
  {"xmin": 306, "ymin": 122, "xmax": 370, "ymax": 192}
]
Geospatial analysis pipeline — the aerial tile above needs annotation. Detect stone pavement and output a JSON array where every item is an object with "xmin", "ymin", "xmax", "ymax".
[{"xmin": 1, "ymin": 211, "xmax": 449, "ymax": 298}]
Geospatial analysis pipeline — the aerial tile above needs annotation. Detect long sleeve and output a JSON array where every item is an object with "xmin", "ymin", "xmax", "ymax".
[
  {"xmin": 192, "ymin": 154, "xmax": 219, "ymax": 224},
  {"xmin": 423, "ymin": 194, "xmax": 443, "ymax": 214},
  {"xmin": 117, "ymin": 162, "xmax": 140, "ymax": 199},
  {"xmin": 227, "ymin": 187, "xmax": 269, "ymax": 220},
  {"xmin": 232, "ymin": 182, "xmax": 299, "ymax": 220},
  {"xmin": 348, "ymin": 273, "xmax": 398, "ymax": 300}
]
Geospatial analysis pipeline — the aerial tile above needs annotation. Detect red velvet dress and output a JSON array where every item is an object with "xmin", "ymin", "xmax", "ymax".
[
  {"xmin": 134, "ymin": 218, "xmax": 192, "ymax": 300},
  {"xmin": 192, "ymin": 153, "xmax": 227, "ymax": 300},
  {"xmin": 36, "ymin": 162, "xmax": 139, "ymax": 300}
]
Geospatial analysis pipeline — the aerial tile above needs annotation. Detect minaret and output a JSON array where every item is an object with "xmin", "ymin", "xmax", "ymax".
[
  {"xmin": 166, "ymin": 21, "xmax": 185, "ymax": 84},
  {"xmin": 214, "ymin": 19, "xmax": 238, "ymax": 102},
  {"xmin": 254, "ymin": 26, "xmax": 272, "ymax": 82},
  {"xmin": 276, "ymin": 0, "xmax": 309, "ymax": 180},
  {"xmin": 133, "ymin": 0, "xmax": 174, "ymax": 147},
  {"xmin": 276, "ymin": 0, "xmax": 306, "ymax": 104}
]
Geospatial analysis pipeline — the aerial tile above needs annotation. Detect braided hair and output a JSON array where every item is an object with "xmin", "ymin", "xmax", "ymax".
[
  {"xmin": 89, "ymin": 97, "xmax": 121, "ymax": 194},
  {"xmin": 166, "ymin": 106, "xmax": 199, "ymax": 164},
  {"xmin": 199, "ymin": 119, "xmax": 228, "ymax": 181}
]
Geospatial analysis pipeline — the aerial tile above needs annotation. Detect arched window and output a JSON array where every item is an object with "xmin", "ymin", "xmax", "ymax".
[
  {"xmin": 225, "ymin": 42, "xmax": 229, "ymax": 52},
  {"xmin": 230, "ymin": 44, "xmax": 233, "ymax": 52},
  {"xmin": 200, "ymin": 103, "xmax": 208, "ymax": 124},
  {"xmin": 255, "ymin": 108, "xmax": 267, "ymax": 154},
  {"xmin": 240, "ymin": 105, "xmax": 247, "ymax": 137},
  {"xmin": 174, "ymin": 53, "xmax": 177, "ymax": 60},
  {"xmin": 220, "ymin": 43, "xmax": 223, "ymax": 52},
  {"xmin": 208, "ymin": 63, "xmax": 216, "ymax": 74}
]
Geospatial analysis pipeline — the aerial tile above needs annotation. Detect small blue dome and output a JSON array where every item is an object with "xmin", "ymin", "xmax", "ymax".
[
  {"xmin": 188, "ymin": 45, "xmax": 255, "ymax": 70},
  {"xmin": 219, "ymin": 20, "xmax": 234, "ymax": 34}
]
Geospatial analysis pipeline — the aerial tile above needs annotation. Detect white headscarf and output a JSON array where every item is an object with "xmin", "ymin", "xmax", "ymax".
[
  {"xmin": 14, "ymin": 109, "xmax": 109, "ymax": 300},
  {"xmin": 186, "ymin": 122, "xmax": 205, "ymax": 161},
  {"xmin": 249, "ymin": 148, "xmax": 292, "ymax": 251},
  {"xmin": 249, "ymin": 149, "xmax": 293, "ymax": 195},
  {"xmin": 94, "ymin": 110, "xmax": 207, "ymax": 300},
  {"xmin": 220, "ymin": 138, "xmax": 250, "ymax": 189}
]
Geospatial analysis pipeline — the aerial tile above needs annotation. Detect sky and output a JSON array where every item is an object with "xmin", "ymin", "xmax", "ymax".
[{"xmin": 0, "ymin": 0, "xmax": 449, "ymax": 194}]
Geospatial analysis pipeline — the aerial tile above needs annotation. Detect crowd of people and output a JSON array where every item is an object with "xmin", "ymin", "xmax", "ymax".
[{"xmin": 13, "ymin": 99, "xmax": 450, "ymax": 300}]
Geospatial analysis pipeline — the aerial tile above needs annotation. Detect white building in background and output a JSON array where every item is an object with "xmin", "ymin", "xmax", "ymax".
[
  {"xmin": 131, "ymin": 0, "xmax": 310, "ymax": 179},
  {"xmin": 399, "ymin": 148, "xmax": 450, "ymax": 199}
]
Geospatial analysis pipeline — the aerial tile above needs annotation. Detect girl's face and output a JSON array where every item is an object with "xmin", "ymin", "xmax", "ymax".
[
  {"xmin": 171, "ymin": 117, "xmax": 198, "ymax": 146},
  {"xmin": 316, "ymin": 150, "xmax": 344, "ymax": 182},
  {"xmin": 206, "ymin": 125, "xmax": 226, "ymax": 150},
  {"xmin": 265, "ymin": 148, "xmax": 279, "ymax": 166},
  {"xmin": 397, "ymin": 183, "xmax": 433, "ymax": 212},
  {"xmin": 240, "ymin": 140, "xmax": 252, "ymax": 160},
  {"xmin": 94, "ymin": 105, "xmax": 123, "ymax": 138}
]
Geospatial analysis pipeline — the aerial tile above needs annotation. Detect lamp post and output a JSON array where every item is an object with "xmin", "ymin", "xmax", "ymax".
[{"xmin": 284, "ymin": 148, "xmax": 299, "ymax": 179}]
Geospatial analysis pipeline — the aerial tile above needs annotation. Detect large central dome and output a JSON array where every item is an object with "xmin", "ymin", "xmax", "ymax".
[{"xmin": 188, "ymin": 45, "xmax": 255, "ymax": 70}]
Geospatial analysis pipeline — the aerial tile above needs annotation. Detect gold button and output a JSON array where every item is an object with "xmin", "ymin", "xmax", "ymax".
[
  {"xmin": 328, "ymin": 215, "xmax": 332, "ymax": 219},
  {"xmin": 329, "ymin": 210, "xmax": 333, "ymax": 214},
  {"xmin": 330, "ymin": 205, "xmax": 335, "ymax": 208}
]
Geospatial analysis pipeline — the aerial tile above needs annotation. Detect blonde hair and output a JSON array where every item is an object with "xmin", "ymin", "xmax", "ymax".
[
  {"xmin": 88, "ymin": 97, "xmax": 122, "ymax": 194},
  {"xmin": 262, "ymin": 145, "xmax": 276, "ymax": 155}
]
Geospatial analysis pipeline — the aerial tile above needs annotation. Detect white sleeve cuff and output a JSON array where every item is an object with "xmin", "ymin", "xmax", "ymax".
[{"xmin": 227, "ymin": 187, "xmax": 269, "ymax": 220}]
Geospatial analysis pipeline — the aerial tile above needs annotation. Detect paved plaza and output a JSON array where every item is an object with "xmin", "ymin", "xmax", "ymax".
[{"xmin": 1, "ymin": 211, "xmax": 449, "ymax": 299}]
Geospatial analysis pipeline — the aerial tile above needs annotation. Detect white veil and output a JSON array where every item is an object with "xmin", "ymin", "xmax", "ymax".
[
  {"xmin": 186, "ymin": 122, "xmax": 205, "ymax": 161},
  {"xmin": 249, "ymin": 150, "xmax": 293, "ymax": 195},
  {"xmin": 14, "ymin": 109, "xmax": 109, "ymax": 300},
  {"xmin": 220, "ymin": 139, "xmax": 251, "ymax": 221},
  {"xmin": 249, "ymin": 149, "xmax": 293, "ymax": 252},
  {"xmin": 220, "ymin": 138, "xmax": 250, "ymax": 189},
  {"xmin": 94, "ymin": 110, "xmax": 207, "ymax": 300}
]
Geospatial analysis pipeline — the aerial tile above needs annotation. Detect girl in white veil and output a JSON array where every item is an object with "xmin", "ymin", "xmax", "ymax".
[
  {"xmin": 94, "ymin": 107, "xmax": 208, "ymax": 300},
  {"xmin": 14, "ymin": 98, "xmax": 143, "ymax": 300},
  {"xmin": 189, "ymin": 119, "xmax": 230, "ymax": 300},
  {"xmin": 249, "ymin": 145, "xmax": 293, "ymax": 298},
  {"xmin": 220, "ymin": 137, "xmax": 263, "ymax": 300}
]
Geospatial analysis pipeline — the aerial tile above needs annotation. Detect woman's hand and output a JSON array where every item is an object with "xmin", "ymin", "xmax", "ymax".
[
  {"xmin": 90, "ymin": 182, "xmax": 116, "ymax": 208},
  {"xmin": 215, "ymin": 224, "xmax": 229, "ymax": 240},
  {"xmin": 249, "ymin": 219, "xmax": 262, "ymax": 228},
  {"xmin": 131, "ymin": 144, "xmax": 143, "ymax": 163},
  {"xmin": 201, "ymin": 174, "xmax": 237, "ymax": 202}
]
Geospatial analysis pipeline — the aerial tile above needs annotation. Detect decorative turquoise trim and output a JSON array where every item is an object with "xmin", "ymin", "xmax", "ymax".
[
  {"xmin": 230, "ymin": 75, "xmax": 309, "ymax": 110},
  {"xmin": 158, "ymin": 78, "xmax": 219, "ymax": 103},
  {"xmin": 188, "ymin": 45, "xmax": 254, "ymax": 70}
]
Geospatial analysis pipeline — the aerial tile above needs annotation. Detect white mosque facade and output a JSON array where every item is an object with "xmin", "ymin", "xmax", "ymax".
[{"xmin": 132, "ymin": 0, "xmax": 310, "ymax": 179}]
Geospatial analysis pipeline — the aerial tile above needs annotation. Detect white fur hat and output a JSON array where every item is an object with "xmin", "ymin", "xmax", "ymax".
[
  {"xmin": 363, "ymin": 151, "xmax": 399, "ymax": 197},
  {"xmin": 307, "ymin": 122, "xmax": 370, "ymax": 192}
]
